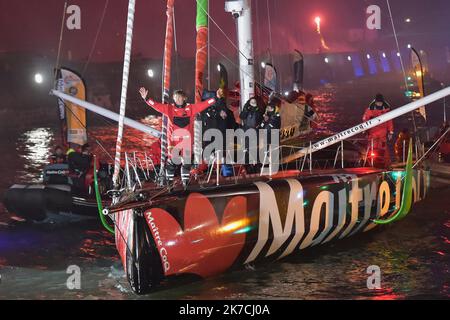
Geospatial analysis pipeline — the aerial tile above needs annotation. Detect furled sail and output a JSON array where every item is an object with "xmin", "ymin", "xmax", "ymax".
[
  {"xmin": 162, "ymin": 0, "xmax": 175, "ymax": 103},
  {"xmin": 160, "ymin": 0, "xmax": 175, "ymax": 178},
  {"xmin": 195, "ymin": 0, "xmax": 208, "ymax": 103}
]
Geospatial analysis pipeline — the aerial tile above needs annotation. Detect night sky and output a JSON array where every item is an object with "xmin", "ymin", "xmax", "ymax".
[{"xmin": 2, "ymin": 0, "xmax": 449, "ymax": 63}]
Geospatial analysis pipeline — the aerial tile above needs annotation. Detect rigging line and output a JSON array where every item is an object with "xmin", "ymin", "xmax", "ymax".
[
  {"xmin": 91, "ymin": 111, "xmax": 155, "ymax": 148},
  {"xmin": 266, "ymin": 0, "xmax": 273, "ymax": 64},
  {"xmin": 211, "ymin": 43, "xmax": 333, "ymax": 132},
  {"xmin": 271, "ymin": 0, "xmax": 283, "ymax": 92},
  {"xmin": 62, "ymin": 101, "xmax": 113, "ymax": 160},
  {"xmin": 207, "ymin": 0, "xmax": 211, "ymax": 90},
  {"xmin": 82, "ymin": 0, "xmax": 110, "ymax": 75},
  {"xmin": 412, "ymin": 127, "xmax": 450, "ymax": 168},
  {"xmin": 255, "ymin": 0, "xmax": 263, "ymax": 85},
  {"xmin": 386, "ymin": 0, "xmax": 418, "ymax": 132},
  {"xmin": 386, "ymin": 0, "xmax": 408, "ymax": 91},
  {"xmin": 209, "ymin": 43, "xmax": 272, "ymax": 96},
  {"xmin": 173, "ymin": 5, "xmax": 181, "ymax": 88},
  {"xmin": 195, "ymin": 0, "xmax": 250, "ymax": 63},
  {"xmin": 63, "ymin": 93, "xmax": 157, "ymax": 148},
  {"xmin": 54, "ymin": 1, "xmax": 68, "ymax": 76},
  {"xmin": 107, "ymin": 211, "xmax": 138, "ymax": 270},
  {"xmin": 61, "ymin": 100, "xmax": 125, "ymax": 173}
]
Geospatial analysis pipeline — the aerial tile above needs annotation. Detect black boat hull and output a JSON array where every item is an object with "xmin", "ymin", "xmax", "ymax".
[{"xmin": 2, "ymin": 184, "xmax": 104, "ymax": 221}]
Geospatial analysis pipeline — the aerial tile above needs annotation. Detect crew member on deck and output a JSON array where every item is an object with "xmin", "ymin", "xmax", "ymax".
[
  {"xmin": 363, "ymin": 93, "xmax": 394, "ymax": 167},
  {"xmin": 216, "ymin": 96, "xmax": 238, "ymax": 162},
  {"xmin": 394, "ymin": 128, "xmax": 411, "ymax": 162},
  {"xmin": 259, "ymin": 101, "xmax": 281, "ymax": 146},
  {"xmin": 239, "ymin": 97, "xmax": 264, "ymax": 131},
  {"xmin": 239, "ymin": 97, "xmax": 264, "ymax": 170},
  {"xmin": 67, "ymin": 143, "xmax": 92, "ymax": 194},
  {"xmin": 140, "ymin": 87, "xmax": 223, "ymax": 186}
]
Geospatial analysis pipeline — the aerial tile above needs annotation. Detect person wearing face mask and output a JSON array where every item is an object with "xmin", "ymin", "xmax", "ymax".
[
  {"xmin": 140, "ymin": 87, "xmax": 223, "ymax": 185},
  {"xmin": 238, "ymin": 97, "xmax": 264, "ymax": 169},
  {"xmin": 239, "ymin": 97, "xmax": 264, "ymax": 131},
  {"xmin": 259, "ymin": 101, "xmax": 281, "ymax": 146},
  {"xmin": 215, "ymin": 99, "xmax": 238, "ymax": 154}
]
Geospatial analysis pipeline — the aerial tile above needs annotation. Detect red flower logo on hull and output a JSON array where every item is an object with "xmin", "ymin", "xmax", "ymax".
[{"xmin": 145, "ymin": 193, "xmax": 247, "ymax": 278}]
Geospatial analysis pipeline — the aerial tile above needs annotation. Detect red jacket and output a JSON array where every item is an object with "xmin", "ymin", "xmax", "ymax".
[
  {"xmin": 363, "ymin": 107, "xmax": 394, "ymax": 138},
  {"xmin": 146, "ymin": 97, "xmax": 216, "ymax": 155}
]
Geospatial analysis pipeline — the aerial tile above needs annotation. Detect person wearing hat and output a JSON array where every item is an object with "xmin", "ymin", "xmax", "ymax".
[
  {"xmin": 140, "ymin": 87, "xmax": 223, "ymax": 185},
  {"xmin": 363, "ymin": 93, "xmax": 394, "ymax": 167}
]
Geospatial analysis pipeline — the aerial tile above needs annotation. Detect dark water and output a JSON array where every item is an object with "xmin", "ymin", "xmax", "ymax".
[{"xmin": 0, "ymin": 87, "xmax": 448, "ymax": 300}]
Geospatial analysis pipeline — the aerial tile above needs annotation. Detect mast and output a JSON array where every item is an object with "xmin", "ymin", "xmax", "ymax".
[
  {"xmin": 162, "ymin": 0, "xmax": 175, "ymax": 102},
  {"xmin": 195, "ymin": 0, "xmax": 209, "ymax": 103},
  {"xmin": 160, "ymin": 0, "xmax": 175, "ymax": 181},
  {"xmin": 225, "ymin": 0, "xmax": 255, "ymax": 109},
  {"xmin": 112, "ymin": 0, "xmax": 136, "ymax": 187}
]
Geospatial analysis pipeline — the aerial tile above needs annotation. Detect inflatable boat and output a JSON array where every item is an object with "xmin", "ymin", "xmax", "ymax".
[{"xmin": 3, "ymin": 163, "xmax": 111, "ymax": 221}]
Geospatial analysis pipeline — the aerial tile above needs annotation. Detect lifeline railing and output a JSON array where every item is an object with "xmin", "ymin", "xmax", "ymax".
[
  {"xmin": 52, "ymin": 86, "xmax": 450, "ymax": 189},
  {"xmin": 280, "ymin": 86, "xmax": 450, "ymax": 164},
  {"xmin": 115, "ymin": 151, "xmax": 159, "ymax": 191}
]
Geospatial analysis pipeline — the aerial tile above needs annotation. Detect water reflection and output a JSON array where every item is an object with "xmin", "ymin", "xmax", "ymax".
[{"xmin": 15, "ymin": 128, "xmax": 54, "ymax": 183}]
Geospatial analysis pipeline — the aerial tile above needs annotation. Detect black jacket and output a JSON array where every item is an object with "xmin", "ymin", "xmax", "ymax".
[
  {"xmin": 216, "ymin": 103, "xmax": 238, "ymax": 134},
  {"xmin": 259, "ymin": 112, "xmax": 281, "ymax": 145},
  {"xmin": 68, "ymin": 152, "xmax": 91, "ymax": 175},
  {"xmin": 239, "ymin": 100, "xmax": 264, "ymax": 130}
]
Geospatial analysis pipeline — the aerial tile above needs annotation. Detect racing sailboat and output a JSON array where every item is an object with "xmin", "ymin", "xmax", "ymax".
[
  {"xmin": 8, "ymin": 0, "xmax": 448, "ymax": 294},
  {"xmin": 103, "ymin": 0, "xmax": 433, "ymax": 294}
]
